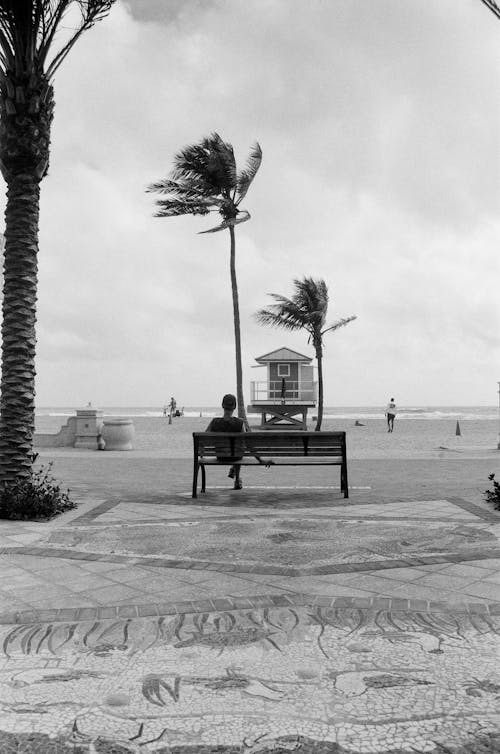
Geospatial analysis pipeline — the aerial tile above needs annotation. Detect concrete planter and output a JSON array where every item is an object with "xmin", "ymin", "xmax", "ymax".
[{"xmin": 102, "ymin": 419, "xmax": 135, "ymax": 451}]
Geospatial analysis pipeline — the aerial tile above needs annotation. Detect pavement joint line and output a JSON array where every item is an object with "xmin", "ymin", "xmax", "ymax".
[
  {"xmin": 2, "ymin": 544, "xmax": 500, "ymax": 576},
  {"xmin": 0, "ymin": 593, "xmax": 498, "ymax": 625}
]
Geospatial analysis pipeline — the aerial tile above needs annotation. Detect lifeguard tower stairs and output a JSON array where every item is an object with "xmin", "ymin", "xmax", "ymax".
[{"xmin": 248, "ymin": 347, "xmax": 317, "ymax": 429}]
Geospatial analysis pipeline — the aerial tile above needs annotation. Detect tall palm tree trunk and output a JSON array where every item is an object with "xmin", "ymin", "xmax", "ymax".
[
  {"xmin": 0, "ymin": 175, "xmax": 41, "ymax": 480},
  {"xmin": 0, "ymin": 74, "xmax": 53, "ymax": 483},
  {"xmin": 228, "ymin": 225, "xmax": 249, "ymax": 430},
  {"xmin": 315, "ymin": 345, "xmax": 324, "ymax": 431}
]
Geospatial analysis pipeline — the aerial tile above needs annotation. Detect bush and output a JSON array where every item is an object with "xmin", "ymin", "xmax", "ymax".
[
  {"xmin": 0, "ymin": 455, "xmax": 76, "ymax": 520},
  {"xmin": 484, "ymin": 473, "xmax": 500, "ymax": 511}
]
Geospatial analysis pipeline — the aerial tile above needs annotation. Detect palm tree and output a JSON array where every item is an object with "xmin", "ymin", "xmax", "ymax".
[
  {"xmin": 147, "ymin": 133, "xmax": 262, "ymax": 428},
  {"xmin": 0, "ymin": 1, "xmax": 116, "ymax": 484},
  {"xmin": 255, "ymin": 277, "xmax": 356, "ymax": 431}
]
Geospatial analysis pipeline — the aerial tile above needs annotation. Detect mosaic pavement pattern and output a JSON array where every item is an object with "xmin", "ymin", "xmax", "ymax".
[
  {"xmin": 0, "ymin": 604, "xmax": 500, "ymax": 753},
  {"xmin": 1, "ymin": 494, "xmax": 499, "ymax": 752}
]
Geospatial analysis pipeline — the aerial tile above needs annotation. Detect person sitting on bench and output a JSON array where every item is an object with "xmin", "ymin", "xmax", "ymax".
[{"xmin": 206, "ymin": 393, "xmax": 244, "ymax": 490}]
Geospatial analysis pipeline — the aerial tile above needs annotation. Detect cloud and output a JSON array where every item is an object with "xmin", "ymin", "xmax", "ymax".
[{"xmin": 1, "ymin": 0, "xmax": 498, "ymax": 407}]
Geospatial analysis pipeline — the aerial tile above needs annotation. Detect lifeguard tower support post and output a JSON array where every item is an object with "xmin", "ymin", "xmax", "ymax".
[{"xmin": 248, "ymin": 347, "xmax": 317, "ymax": 429}]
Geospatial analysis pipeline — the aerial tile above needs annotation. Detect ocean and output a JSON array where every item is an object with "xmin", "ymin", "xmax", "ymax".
[{"xmin": 35, "ymin": 406, "xmax": 499, "ymax": 460}]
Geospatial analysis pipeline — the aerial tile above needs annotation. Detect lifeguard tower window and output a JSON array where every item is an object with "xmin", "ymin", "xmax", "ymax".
[{"xmin": 277, "ymin": 364, "xmax": 290, "ymax": 377}]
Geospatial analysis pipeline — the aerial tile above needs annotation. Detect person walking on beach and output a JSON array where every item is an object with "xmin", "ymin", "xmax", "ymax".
[
  {"xmin": 385, "ymin": 398, "xmax": 397, "ymax": 433},
  {"xmin": 206, "ymin": 393, "xmax": 244, "ymax": 490}
]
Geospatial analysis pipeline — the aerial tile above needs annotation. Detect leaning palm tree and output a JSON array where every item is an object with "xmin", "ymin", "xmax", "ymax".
[
  {"xmin": 256, "ymin": 277, "xmax": 356, "ymax": 431},
  {"xmin": 147, "ymin": 133, "xmax": 262, "ymax": 428},
  {"xmin": 0, "ymin": 1, "xmax": 115, "ymax": 483}
]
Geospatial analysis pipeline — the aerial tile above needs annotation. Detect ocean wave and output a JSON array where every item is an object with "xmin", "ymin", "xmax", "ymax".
[{"xmin": 35, "ymin": 407, "xmax": 497, "ymax": 421}]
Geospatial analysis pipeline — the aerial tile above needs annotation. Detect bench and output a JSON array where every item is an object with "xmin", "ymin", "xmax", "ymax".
[{"xmin": 192, "ymin": 431, "xmax": 348, "ymax": 498}]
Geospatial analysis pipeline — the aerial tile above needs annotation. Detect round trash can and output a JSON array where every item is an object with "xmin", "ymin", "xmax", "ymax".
[{"xmin": 102, "ymin": 419, "xmax": 135, "ymax": 450}]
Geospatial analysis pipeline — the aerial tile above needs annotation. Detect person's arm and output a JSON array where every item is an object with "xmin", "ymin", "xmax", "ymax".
[
  {"xmin": 241, "ymin": 427, "xmax": 273, "ymax": 467},
  {"xmin": 206, "ymin": 419, "xmax": 214, "ymax": 431}
]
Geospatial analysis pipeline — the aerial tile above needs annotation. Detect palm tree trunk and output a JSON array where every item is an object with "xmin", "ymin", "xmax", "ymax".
[
  {"xmin": 0, "ymin": 175, "xmax": 40, "ymax": 481},
  {"xmin": 228, "ymin": 225, "xmax": 249, "ymax": 430},
  {"xmin": 315, "ymin": 344, "xmax": 324, "ymax": 431}
]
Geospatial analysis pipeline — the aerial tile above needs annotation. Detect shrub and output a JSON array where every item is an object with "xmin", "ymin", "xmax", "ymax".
[
  {"xmin": 0, "ymin": 455, "xmax": 76, "ymax": 520},
  {"xmin": 484, "ymin": 473, "xmax": 500, "ymax": 511}
]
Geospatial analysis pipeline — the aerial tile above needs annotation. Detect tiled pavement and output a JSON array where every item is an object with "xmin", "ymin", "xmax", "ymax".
[{"xmin": 0, "ymin": 468, "xmax": 500, "ymax": 752}]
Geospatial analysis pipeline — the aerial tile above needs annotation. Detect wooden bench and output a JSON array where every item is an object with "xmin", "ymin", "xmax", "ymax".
[{"xmin": 192, "ymin": 431, "xmax": 348, "ymax": 498}]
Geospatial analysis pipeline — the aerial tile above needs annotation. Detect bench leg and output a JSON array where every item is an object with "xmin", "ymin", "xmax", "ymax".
[
  {"xmin": 342, "ymin": 461, "xmax": 349, "ymax": 499},
  {"xmin": 192, "ymin": 461, "xmax": 199, "ymax": 498},
  {"xmin": 201, "ymin": 465, "xmax": 206, "ymax": 493}
]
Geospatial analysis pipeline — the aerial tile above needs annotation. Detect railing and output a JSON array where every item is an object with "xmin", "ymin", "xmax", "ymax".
[{"xmin": 250, "ymin": 380, "xmax": 317, "ymax": 404}]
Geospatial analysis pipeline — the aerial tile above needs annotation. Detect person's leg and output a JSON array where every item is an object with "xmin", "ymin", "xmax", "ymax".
[{"xmin": 233, "ymin": 464, "xmax": 242, "ymax": 490}]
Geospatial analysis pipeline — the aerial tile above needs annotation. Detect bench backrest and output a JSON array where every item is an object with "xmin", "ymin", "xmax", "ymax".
[{"xmin": 193, "ymin": 431, "xmax": 346, "ymax": 458}]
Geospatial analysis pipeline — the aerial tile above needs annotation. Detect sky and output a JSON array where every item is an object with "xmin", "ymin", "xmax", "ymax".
[{"xmin": 2, "ymin": 0, "xmax": 499, "ymax": 408}]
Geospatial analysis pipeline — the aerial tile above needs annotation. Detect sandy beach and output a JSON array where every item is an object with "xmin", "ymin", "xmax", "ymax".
[{"xmin": 35, "ymin": 406, "xmax": 499, "ymax": 460}]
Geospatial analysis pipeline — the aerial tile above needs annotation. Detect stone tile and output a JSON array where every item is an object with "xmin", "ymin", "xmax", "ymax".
[
  {"xmin": 27, "ymin": 594, "xmax": 98, "ymax": 609},
  {"xmin": 483, "ymin": 572, "xmax": 500, "ymax": 585},
  {"xmin": 41, "ymin": 564, "xmax": 92, "ymax": 581},
  {"xmin": 439, "ymin": 563, "xmax": 497, "ymax": 579},
  {"xmin": 415, "ymin": 573, "xmax": 480, "ymax": 591},
  {"xmin": 461, "ymin": 581, "xmax": 500, "ymax": 600},
  {"xmin": 364, "ymin": 567, "xmax": 427, "ymax": 582},
  {"xmin": 77, "ymin": 561, "xmax": 128, "ymax": 572},
  {"xmin": 463, "ymin": 558, "xmax": 500, "ymax": 569},
  {"xmin": 415, "ymin": 563, "xmax": 452, "ymax": 572},
  {"xmin": 386, "ymin": 583, "xmax": 461, "ymax": 603},
  {"xmin": 138, "ymin": 580, "xmax": 207, "ymax": 599},
  {"xmin": 333, "ymin": 574, "xmax": 409, "ymax": 595},
  {"xmin": 78, "ymin": 584, "xmax": 147, "ymax": 605},
  {"xmin": 102, "ymin": 568, "xmax": 155, "ymax": 584},
  {"xmin": 57, "ymin": 575, "xmax": 118, "ymax": 592},
  {"xmin": 0, "ymin": 583, "xmax": 62, "ymax": 601}
]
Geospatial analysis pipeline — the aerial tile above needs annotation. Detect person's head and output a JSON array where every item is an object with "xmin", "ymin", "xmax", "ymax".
[
  {"xmin": 390, "ymin": 398, "xmax": 394, "ymax": 402},
  {"xmin": 222, "ymin": 394, "xmax": 237, "ymax": 414}
]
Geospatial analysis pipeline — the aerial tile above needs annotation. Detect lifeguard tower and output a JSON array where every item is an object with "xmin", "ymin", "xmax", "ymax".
[{"xmin": 248, "ymin": 347, "xmax": 317, "ymax": 429}]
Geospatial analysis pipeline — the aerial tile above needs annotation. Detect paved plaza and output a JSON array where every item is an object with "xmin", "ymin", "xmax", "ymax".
[{"xmin": 0, "ymin": 453, "xmax": 499, "ymax": 752}]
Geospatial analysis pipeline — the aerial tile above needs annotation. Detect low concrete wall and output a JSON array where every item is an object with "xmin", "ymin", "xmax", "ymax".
[
  {"xmin": 34, "ymin": 409, "xmax": 104, "ymax": 450},
  {"xmin": 35, "ymin": 416, "xmax": 77, "ymax": 447}
]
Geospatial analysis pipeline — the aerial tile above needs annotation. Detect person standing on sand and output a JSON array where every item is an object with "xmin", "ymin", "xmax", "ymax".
[
  {"xmin": 385, "ymin": 398, "xmax": 397, "ymax": 433},
  {"xmin": 206, "ymin": 394, "xmax": 244, "ymax": 490}
]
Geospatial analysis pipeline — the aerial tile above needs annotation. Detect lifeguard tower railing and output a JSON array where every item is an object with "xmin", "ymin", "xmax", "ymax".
[{"xmin": 250, "ymin": 380, "xmax": 317, "ymax": 404}]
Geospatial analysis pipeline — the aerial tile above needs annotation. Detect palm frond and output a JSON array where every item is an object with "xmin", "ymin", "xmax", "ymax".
[
  {"xmin": 321, "ymin": 315, "xmax": 357, "ymax": 336},
  {"xmin": 210, "ymin": 132, "xmax": 237, "ymax": 191},
  {"xmin": 198, "ymin": 210, "xmax": 250, "ymax": 234},
  {"xmin": 153, "ymin": 198, "xmax": 211, "ymax": 218},
  {"xmin": 479, "ymin": 0, "xmax": 500, "ymax": 19},
  {"xmin": 0, "ymin": 1, "xmax": 115, "ymax": 78},
  {"xmin": 254, "ymin": 307, "xmax": 304, "ymax": 332},
  {"xmin": 146, "ymin": 178, "xmax": 223, "ymax": 206},
  {"xmin": 171, "ymin": 133, "xmax": 237, "ymax": 196},
  {"xmin": 236, "ymin": 142, "xmax": 262, "ymax": 203}
]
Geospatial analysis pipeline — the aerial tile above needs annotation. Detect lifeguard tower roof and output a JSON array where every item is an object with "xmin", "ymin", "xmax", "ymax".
[{"xmin": 255, "ymin": 347, "xmax": 312, "ymax": 364}]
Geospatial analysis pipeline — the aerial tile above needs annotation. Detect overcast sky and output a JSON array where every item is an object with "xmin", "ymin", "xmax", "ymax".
[{"xmin": 3, "ymin": 0, "xmax": 499, "ymax": 407}]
